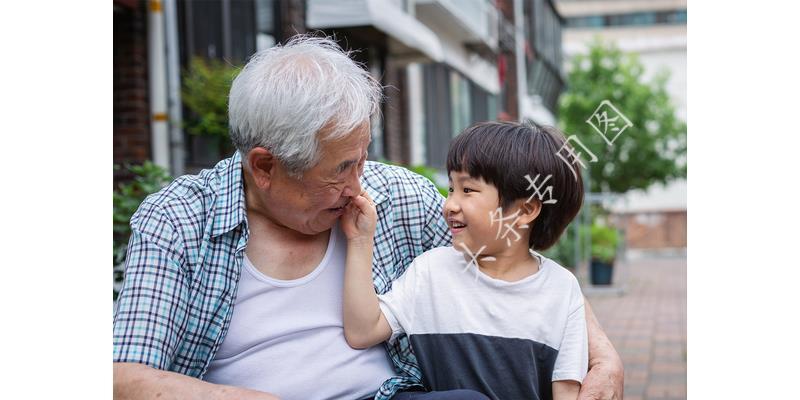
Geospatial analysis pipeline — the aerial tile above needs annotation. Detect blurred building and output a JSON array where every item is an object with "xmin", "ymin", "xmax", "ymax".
[
  {"xmin": 556, "ymin": 0, "xmax": 687, "ymax": 250},
  {"xmin": 113, "ymin": 0, "xmax": 567, "ymax": 182}
]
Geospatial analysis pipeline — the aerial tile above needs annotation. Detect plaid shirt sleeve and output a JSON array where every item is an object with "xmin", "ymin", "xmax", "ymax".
[
  {"xmin": 113, "ymin": 198, "xmax": 190, "ymax": 370},
  {"xmin": 419, "ymin": 175, "xmax": 452, "ymax": 251}
]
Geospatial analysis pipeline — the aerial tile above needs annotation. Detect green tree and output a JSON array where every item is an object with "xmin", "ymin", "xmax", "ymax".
[
  {"xmin": 181, "ymin": 57, "xmax": 241, "ymax": 139},
  {"xmin": 559, "ymin": 39, "xmax": 686, "ymax": 193}
]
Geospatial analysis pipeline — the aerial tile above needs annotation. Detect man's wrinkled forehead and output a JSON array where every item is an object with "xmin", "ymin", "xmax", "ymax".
[{"xmin": 314, "ymin": 124, "xmax": 370, "ymax": 171}]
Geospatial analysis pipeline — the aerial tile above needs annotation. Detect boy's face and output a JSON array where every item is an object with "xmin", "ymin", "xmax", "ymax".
[{"xmin": 444, "ymin": 171, "xmax": 508, "ymax": 256}]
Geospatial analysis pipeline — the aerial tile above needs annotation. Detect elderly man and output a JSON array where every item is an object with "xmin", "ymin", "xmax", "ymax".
[{"xmin": 113, "ymin": 35, "xmax": 623, "ymax": 400}]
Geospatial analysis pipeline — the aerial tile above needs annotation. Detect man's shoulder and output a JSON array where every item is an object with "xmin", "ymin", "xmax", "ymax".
[
  {"xmin": 131, "ymin": 157, "xmax": 237, "ymax": 234},
  {"xmin": 363, "ymin": 160, "xmax": 429, "ymax": 185},
  {"xmin": 362, "ymin": 161, "xmax": 442, "ymax": 203}
]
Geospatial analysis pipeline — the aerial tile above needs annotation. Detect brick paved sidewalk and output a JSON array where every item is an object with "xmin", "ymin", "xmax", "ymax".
[{"xmin": 584, "ymin": 252, "xmax": 687, "ymax": 400}]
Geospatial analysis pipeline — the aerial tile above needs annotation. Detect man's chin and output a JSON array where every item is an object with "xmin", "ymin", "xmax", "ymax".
[{"xmin": 299, "ymin": 214, "xmax": 339, "ymax": 235}]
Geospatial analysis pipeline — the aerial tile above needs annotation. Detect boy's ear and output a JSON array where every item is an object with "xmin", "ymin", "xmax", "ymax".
[{"xmin": 515, "ymin": 198, "xmax": 542, "ymax": 228}]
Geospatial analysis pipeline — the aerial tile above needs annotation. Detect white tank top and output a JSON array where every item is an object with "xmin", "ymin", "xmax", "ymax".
[{"xmin": 203, "ymin": 222, "xmax": 396, "ymax": 399}]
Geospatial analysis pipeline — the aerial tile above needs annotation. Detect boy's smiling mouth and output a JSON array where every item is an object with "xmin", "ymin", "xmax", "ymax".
[{"xmin": 448, "ymin": 217, "xmax": 467, "ymax": 234}]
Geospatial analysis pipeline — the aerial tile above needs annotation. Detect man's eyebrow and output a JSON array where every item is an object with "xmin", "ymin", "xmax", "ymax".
[{"xmin": 335, "ymin": 159, "xmax": 358, "ymax": 173}]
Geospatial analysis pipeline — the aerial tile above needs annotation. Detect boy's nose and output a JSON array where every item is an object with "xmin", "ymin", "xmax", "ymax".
[{"xmin": 443, "ymin": 196, "xmax": 460, "ymax": 216}]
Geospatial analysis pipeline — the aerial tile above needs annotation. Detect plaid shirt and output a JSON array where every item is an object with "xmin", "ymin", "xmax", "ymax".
[{"xmin": 113, "ymin": 152, "xmax": 452, "ymax": 399}]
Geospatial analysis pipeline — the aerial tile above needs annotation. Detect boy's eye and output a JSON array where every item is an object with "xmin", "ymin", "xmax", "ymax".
[
  {"xmin": 463, "ymin": 188, "xmax": 474, "ymax": 194},
  {"xmin": 448, "ymin": 187, "xmax": 454, "ymax": 193}
]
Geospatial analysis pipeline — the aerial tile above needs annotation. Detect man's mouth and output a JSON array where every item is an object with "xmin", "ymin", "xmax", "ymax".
[{"xmin": 328, "ymin": 200, "xmax": 351, "ymax": 212}]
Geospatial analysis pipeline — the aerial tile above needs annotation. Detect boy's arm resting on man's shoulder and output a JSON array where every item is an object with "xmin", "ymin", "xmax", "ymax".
[
  {"xmin": 342, "ymin": 239, "xmax": 392, "ymax": 349},
  {"xmin": 580, "ymin": 300, "xmax": 625, "ymax": 400},
  {"xmin": 114, "ymin": 362, "xmax": 280, "ymax": 400}
]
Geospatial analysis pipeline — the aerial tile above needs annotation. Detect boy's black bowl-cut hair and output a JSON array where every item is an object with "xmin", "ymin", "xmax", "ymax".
[{"xmin": 446, "ymin": 121, "xmax": 584, "ymax": 251}]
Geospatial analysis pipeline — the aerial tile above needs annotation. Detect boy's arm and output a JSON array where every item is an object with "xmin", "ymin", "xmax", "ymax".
[
  {"xmin": 553, "ymin": 380, "xmax": 580, "ymax": 400},
  {"xmin": 343, "ymin": 237, "xmax": 392, "ymax": 349},
  {"xmin": 340, "ymin": 191, "xmax": 392, "ymax": 349}
]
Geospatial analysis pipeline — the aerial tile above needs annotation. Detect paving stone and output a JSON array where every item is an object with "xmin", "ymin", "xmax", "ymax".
[{"xmin": 586, "ymin": 254, "xmax": 687, "ymax": 400}]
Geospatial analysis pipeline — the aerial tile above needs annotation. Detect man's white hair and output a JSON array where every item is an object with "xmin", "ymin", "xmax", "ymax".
[{"xmin": 228, "ymin": 34, "xmax": 383, "ymax": 177}]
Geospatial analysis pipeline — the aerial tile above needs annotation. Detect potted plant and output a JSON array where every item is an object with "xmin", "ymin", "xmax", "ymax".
[
  {"xmin": 181, "ymin": 57, "xmax": 241, "ymax": 163},
  {"xmin": 588, "ymin": 223, "xmax": 620, "ymax": 285}
]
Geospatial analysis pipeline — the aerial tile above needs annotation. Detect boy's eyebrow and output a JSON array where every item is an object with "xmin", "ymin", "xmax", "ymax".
[{"xmin": 456, "ymin": 175, "xmax": 474, "ymax": 183}]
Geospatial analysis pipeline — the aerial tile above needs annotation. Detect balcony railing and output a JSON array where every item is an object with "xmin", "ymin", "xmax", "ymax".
[{"xmin": 415, "ymin": 0, "xmax": 499, "ymax": 56}]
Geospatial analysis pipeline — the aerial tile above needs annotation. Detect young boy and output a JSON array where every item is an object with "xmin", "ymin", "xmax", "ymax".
[{"xmin": 340, "ymin": 121, "xmax": 588, "ymax": 400}]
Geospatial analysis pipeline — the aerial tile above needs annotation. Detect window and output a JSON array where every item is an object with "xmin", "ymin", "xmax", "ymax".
[
  {"xmin": 566, "ymin": 9, "xmax": 687, "ymax": 28},
  {"xmin": 422, "ymin": 64, "xmax": 497, "ymax": 169},
  {"xmin": 180, "ymin": 0, "xmax": 257, "ymax": 63},
  {"xmin": 423, "ymin": 63, "xmax": 453, "ymax": 169},
  {"xmin": 450, "ymin": 71, "xmax": 472, "ymax": 139},
  {"xmin": 524, "ymin": 0, "xmax": 565, "ymax": 113},
  {"xmin": 255, "ymin": 0, "xmax": 279, "ymax": 51},
  {"xmin": 179, "ymin": 0, "xmax": 266, "ymax": 171}
]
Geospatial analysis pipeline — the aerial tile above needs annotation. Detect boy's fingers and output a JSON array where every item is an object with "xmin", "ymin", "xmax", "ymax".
[
  {"xmin": 353, "ymin": 192, "xmax": 375, "ymax": 209},
  {"xmin": 360, "ymin": 190, "xmax": 374, "ymax": 205},
  {"xmin": 351, "ymin": 195, "xmax": 369, "ymax": 211}
]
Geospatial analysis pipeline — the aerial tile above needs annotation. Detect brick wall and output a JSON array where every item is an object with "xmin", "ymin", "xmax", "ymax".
[
  {"xmin": 615, "ymin": 210, "xmax": 687, "ymax": 249},
  {"xmin": 114, "ymin": 0, "xmax": 150, "ymax": 183}
]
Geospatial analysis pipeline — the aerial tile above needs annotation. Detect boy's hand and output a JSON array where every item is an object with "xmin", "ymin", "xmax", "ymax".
[{"xmin": 340, "ymin": 190, "xmax": 377, "ymax": 244}]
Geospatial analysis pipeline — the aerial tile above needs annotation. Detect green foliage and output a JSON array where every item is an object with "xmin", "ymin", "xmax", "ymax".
[
  {"xmin": 542, "ymin": 224, "xmax": 578, "ymax": 269},
  {"xmin": 181, "ymin": 57, "xmax": 241, "ymax": 138},
  {"xmin": 588, "ymin": 222, "xmax": 620, "ymax": 264},
  {"xmin": 113, "ymin": 162, "xmax": 172, "ymax": 299},
  {"xmin": 543, "ymin": 219, "xmax": 621, "ymax": 267},
  {"xmin": 559, "ymin": 39, "xmax": 687, "ymax": 193}
]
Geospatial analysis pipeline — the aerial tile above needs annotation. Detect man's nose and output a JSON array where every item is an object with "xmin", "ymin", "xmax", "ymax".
[{"xmin": 342, "ymin": 168, "xmax": 363, "ymax": 198}]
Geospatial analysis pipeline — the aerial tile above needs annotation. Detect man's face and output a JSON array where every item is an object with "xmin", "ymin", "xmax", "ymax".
[{"xmin": 265, "ymin": 123, "xmax": 371, "ymax": 235}]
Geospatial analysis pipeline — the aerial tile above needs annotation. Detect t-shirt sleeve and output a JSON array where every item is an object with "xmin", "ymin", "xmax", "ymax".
[
  {"xmin": 552, "ymin": 276, "xmax": 589, "ymax": 383},
  {"xmin": 377, "ymin": 254, "xmax": 425, "ymax": 343}
]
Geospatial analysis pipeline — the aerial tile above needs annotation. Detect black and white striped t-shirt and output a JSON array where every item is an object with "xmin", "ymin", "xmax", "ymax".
[{"xmin": 378, "ymin": 246, "xmax": 588, "ymax": 400}]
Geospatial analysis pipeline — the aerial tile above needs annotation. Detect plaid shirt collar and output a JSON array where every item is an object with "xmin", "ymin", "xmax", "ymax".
[{"xmin": 210, "ymin": 151, "xmax": 390, "ymax": 238}]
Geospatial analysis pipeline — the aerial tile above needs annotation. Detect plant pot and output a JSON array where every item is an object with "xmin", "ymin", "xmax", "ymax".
[{"xmin": 590, "ymin": 259, "xmax": 614, "ymax": 285}]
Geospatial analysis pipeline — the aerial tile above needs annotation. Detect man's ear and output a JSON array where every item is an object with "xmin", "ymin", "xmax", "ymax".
[
  {"xmin": 515, "ymin": 198, "xmax": 542, "ymax": 228},
  {"xmin": 246, "ymin": 147, "xmax": 276, "ymax": 189}
]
